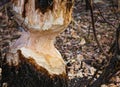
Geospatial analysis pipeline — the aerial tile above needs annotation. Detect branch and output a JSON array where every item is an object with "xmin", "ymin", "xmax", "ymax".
[
  {"xmin": 89, "ymin": 24, "xmax": 120, "ymax": 87},
  {"xmin": 94, "ymin": 3, "xmax": 117, "ymax": 29},
  {"xmin": 88, "ymin": 0, "xmax": 109, "ymax": 57}
]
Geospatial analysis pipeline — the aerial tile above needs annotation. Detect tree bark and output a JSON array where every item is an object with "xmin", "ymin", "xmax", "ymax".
[
  {"xmin": 2, "ymin": 0, "xmax": 74, "ymax": 87},
  {"xmin": 118, "ymin": 0, "xmax": 120, "ymax": 11}
]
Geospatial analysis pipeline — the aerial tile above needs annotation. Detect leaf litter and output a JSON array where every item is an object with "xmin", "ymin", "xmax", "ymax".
[{"xmin": 0, "ymin": 0, "xmax": 120, "ymax": 87}]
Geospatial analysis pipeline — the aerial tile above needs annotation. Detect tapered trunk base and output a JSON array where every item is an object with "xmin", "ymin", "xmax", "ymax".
[{"xmin": 2, "ymin": 50, "xmax": 68, "ymax": 87}]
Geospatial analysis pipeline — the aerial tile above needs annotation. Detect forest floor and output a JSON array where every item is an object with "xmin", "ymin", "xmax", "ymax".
[{"xmin": 0, "ymin": 0, "xmax": 120, "ymax": 87}]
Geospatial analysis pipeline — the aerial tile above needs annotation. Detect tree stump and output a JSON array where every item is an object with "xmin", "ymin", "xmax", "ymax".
[{"xmin": 2, "ymin": 0, "xmax": 74, "ymax": 87}]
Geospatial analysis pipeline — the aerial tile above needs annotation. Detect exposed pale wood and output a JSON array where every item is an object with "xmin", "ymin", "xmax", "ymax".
[
  {"xmin": 5, "ymin": 0, "xmax": 74, "ymax": 75},
  {"xmin": 2, "ymin": 0, "xmax": 73, "ymax": 87},
  {"xmin": 7, "ymin": 30, "xmax": 66, "ymax": 75},
  {"xmin": 11, "ymin": 0, "xmax": 73, "ymax": 31}
]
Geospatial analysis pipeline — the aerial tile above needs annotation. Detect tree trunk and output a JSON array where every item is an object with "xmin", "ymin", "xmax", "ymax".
[
  {"xmin": 118, "ymin": 0, "xmax": 120, "ymax": 11},
  {"xmin": 2, "ymin": 0, "xmax": 74, "ymax": 87}
]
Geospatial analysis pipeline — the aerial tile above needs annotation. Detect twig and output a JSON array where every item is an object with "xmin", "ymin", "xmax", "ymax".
[
  {"xmin": 5, "ymin": 4, "xmax": 9, "ymax": 22},
  {"xmin": 87, "ymin": 69, "xmax": 99, "ymax": 87},
  {"xmin": 111, "ymin": 0, "xmax": 119, "ymax": 21},
  {"xmin": 88, "ymin": 0, "xmax": 109, "ymax": 57},
  {"xmin": 94, "ymin": 3, "xmax": 117, "ymax": 29},
  {"xmin": 87, "ymin": 1, "xmax": 111, "ymax": 86},
  {"xmin": 109, "ymin": 24, "xmax": 120, "ymax": 54},
  {"xmin": 89, "ymin": 24, "xmax": 120, "ymax": 87}
]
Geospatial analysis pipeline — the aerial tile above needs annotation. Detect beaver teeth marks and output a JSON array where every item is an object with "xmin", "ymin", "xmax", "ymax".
[
  {"xmin": 22, "ymin": 0, "xmax": 28, "ymax": 17},
  {"xmin": 35, "ymin": 0, "xmax": 54, "ymax": 14},
  {"xmin": 66, "ymin": 0, "xmax": 73, "ymax": 11}
]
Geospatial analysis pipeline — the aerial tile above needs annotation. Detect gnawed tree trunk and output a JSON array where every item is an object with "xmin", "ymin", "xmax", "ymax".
[{"xmin": 2, "ymin": 0, "xmax": 74, "ymax": 87}]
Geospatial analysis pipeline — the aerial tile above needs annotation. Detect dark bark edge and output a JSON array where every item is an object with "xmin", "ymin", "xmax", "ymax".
[{"xmin": 2, "ymin": 50, "xmax": 68, "ymax": 87}]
